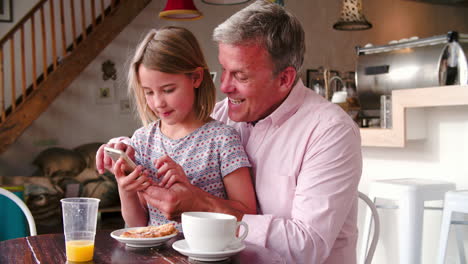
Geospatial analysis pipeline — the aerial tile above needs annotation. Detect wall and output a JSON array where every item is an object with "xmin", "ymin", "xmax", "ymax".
[
  {"xmin": 0, "ymin": 1, "xmax": 36, "ymax": 37},
  {"xmin": 1, "ymin": 0, "xmax": 468, "ymax": 263}
]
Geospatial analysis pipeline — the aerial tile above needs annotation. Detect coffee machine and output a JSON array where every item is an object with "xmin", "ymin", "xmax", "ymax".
[{"xmin": 355, "ymin": 31, "xmax": 468, "ymax": 118}]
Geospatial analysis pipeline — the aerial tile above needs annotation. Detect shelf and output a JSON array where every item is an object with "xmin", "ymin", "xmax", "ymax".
[{"xmin": 360, "ymin": 85, "xmax": 468, "ymax": 147}]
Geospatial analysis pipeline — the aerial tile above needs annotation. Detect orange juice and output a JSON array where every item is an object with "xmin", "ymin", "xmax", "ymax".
[{"xmin": 65, "ymin": 240, "xmax": 94, "ymax": 262}]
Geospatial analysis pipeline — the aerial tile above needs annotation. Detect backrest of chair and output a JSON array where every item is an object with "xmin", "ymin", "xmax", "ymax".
[
  {"xmin": 358, "ymin": 191, "xmax": 380, "ymax": 264},
  {"xmin": 0, "ymin": 188, "xmax": 37, "ymax": 236}
]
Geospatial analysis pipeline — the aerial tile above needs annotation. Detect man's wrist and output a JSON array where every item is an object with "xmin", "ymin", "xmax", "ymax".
[{"xmin": 195, "ymin": 188, "xmax": 245, "ymax": 221}]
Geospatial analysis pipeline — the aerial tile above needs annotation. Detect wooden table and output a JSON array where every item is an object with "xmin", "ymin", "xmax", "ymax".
[{"xmin": 0, "ymin": 230, "xmax": 285, "ymax": 263}]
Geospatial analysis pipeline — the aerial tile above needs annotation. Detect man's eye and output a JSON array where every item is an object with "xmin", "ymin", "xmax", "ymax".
[{"xmin": 235, "ymin": 73, "xmax": 248, "ymax": 81}]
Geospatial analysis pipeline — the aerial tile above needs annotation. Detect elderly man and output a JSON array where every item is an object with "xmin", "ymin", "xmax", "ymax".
[{"xmin": 97, "ymin": 1, "xmax": 362, "ymax": 263}]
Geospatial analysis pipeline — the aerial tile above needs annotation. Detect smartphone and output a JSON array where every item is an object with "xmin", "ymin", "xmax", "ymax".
[{"xmin": 104, "ymin": 146, "xmax": 137, "ymax": 170}]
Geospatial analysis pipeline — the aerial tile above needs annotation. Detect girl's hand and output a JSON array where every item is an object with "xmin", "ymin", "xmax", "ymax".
[
  {"xmin": 96, "ymin": 142, "xmax": 135, "ymax": 174},
  {"xmin": 154, "ymin": 155, "xmax": 190, "ymax": 189},
  {"xmin": 114, "ymin": 159, "xmax": 152, "ymax": 193}
]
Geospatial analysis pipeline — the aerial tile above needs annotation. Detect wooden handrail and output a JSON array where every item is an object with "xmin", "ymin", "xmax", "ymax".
[
  {"xmin": 0, "ymin": 0, "xmax": 48, "ymax": 47},
  {"xmin": 0, "ymin": 0, "xmax": 123, "ymax": 124},
  {"xmin": 0, "ymin": 0, "xmax": 151, "ymax": 154}
]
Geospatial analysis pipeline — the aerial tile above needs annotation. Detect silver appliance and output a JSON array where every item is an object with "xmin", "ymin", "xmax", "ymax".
[{"xmin": 356, "ymin": 31, "xmax": 468, "ymax": 117}]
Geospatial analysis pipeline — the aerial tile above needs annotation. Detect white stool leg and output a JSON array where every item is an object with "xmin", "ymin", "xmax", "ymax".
[
  {"xmin": 399, "ymin": 196, "xmax": 424, "ymax": 264},
  {"xmin": 359, "ymin": 193, "xmax": 376, "ymax": 264},
  {"xmin": 452, "ymin": 212, "xmax": 466, "ymax": 264},
  {"xmin": 437, "ymin": 201, "xmax": 453, "ymax": 264},
  {"xmin": 455, "ymin": 224, "xmax": 466, "ymax": 264}
]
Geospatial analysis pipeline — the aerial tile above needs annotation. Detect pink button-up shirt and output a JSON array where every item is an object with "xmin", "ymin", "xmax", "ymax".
[{"xmin": 212, "ymin": 80, "xmax": 362, "ymax": 264}]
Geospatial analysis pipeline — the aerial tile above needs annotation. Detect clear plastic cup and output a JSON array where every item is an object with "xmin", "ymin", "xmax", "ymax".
[{"xmin": 61, "ymin": 198, "xmax": 100, "ymax": 262}]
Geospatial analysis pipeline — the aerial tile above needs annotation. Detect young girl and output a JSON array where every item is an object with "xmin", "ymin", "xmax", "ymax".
[{"xmin": 109, "ymin": 26, "xmax": 256, "ymax": 228}]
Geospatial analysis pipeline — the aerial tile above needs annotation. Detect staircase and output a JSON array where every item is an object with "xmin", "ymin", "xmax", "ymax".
[{"xmin": 0, "ymin": 0, "xmax": 150, "ymax": 154}]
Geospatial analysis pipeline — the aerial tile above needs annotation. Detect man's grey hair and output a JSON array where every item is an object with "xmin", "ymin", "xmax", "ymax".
[{"xmin": 213, "ymin": 0, "xmax": 305, "ymax": 81}]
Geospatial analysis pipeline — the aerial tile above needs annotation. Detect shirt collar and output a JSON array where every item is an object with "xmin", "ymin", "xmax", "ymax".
[{"xmin": 262, "ymin": 79, "xmax": 307, "ymax": 127}]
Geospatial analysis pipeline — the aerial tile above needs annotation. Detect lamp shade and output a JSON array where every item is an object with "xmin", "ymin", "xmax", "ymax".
[
  {"xmin": 202, "ymin": 0, "xmax": 250, "ymax": 5},
  {"xmin": 159, "ymin": 0, "xmax": 203, "ymax": 21},
  {"xmin": 333, "ymin": 0, "xmax": 372, "ymax": 31}
]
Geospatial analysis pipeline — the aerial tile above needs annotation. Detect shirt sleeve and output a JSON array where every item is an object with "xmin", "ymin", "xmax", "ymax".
[
  {"xmin": 218, "ymin": 127, "xmax": 251, "ymax": 177},
  {"xmin": 242, "ymin": 123, "xmax": 362, "ymax": 264}
]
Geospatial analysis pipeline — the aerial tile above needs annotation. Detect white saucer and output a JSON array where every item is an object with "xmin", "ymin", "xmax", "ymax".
[
  {"xmin": 172, "ymin": 239, "xmax": 245, "ymax": 262},
  {"xmin": 110, "ymin": 227, "xmax": 178, "ymax": 248}
]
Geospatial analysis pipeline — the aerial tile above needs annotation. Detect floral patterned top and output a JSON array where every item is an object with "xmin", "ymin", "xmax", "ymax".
[{"xmin": 129, "ymin": 120, "xmax": 251, "ymax": 228}]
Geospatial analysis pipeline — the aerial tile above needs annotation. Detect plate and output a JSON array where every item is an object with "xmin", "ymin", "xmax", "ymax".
[
  {"xmin": 172, "ymin": 239, "xmax": 245, "ymax": 262},
  {"xmin": 110, "ymin": 227, "xmax": 178, "ymax": 248}
]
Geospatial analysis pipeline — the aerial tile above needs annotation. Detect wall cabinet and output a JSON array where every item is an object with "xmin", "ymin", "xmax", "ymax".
[{"xmin": 360, "ymin": 85, "xmax": 468, "ymax": 147}]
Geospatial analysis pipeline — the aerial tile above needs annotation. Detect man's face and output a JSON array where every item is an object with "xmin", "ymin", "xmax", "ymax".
[{"xmin": 218, "ymin": 43, "xmax": 285, "ymax": 123}]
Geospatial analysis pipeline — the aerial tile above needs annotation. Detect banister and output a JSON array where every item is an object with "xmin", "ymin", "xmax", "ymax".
[{"xmin": 0, "ymin": 0, "xmax": 48, "ymax": 46}]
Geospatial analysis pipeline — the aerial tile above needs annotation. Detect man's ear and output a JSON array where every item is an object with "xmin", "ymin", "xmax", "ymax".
[
  {"xmin": 192, "ymin": 67, "xmax": 204, "ymax": 88},
  {"xmin": 278, "ymin": 66, "xmax": 296, "ymax": 92}
]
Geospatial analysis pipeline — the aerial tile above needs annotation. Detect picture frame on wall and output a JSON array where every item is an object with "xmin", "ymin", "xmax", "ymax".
[
  {"xmin": 0, "ymin": 0, "xmax": 12, "ymax": 23},
  {"xmin": 95, "ymin": 82, "xmax": 116, "ymax": 104},
  {"xmin": 119, "ymin": 99, "xmax": 131, "ymax": 114}
]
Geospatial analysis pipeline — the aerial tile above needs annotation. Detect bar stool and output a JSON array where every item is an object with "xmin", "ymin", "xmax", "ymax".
[
  {"xmin": 437, "ymin": 190, "xmax": 468, "ymax": 264},
  {"xmin": 360, "ymin": 178, "xmax": 456, "ymax": 264}
]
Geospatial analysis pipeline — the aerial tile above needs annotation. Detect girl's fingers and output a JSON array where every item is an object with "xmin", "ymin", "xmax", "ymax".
[
  {"xmin": 159, "ymin": 169, "xmax": 189, "ymax": 189},
  {"xmin": 114, "ymin": 161, "xmax": 148, "ymax": 191},
  {"xmin": 114, "ymin": 160, "xmax": 128, "ymax": 179},
  {"xmin": 154, "ymin": 155, "xmax": 174, "ymax": 170},
  {"xmin": 159, "ymin": 169, "xmax": 175, "ymax": 187},
  {"xmin": 156, "ymin": 159, "xmax": 180, "ymax": 178},
  {"xmin": 156, "ymin": 162, "xmax": 173, "ymax": 178},
  {"xmin": 136, "ymin": 180, "xmax": 152, "ymax": 191},
  {"xmin": 96, "ymin": 145, "xmax": 107, "ymax": 174},
  {"xmin": 153, "ymin": 156, "xmax": 189, "ymax": 188},
  {"xmin": 125, "ymin": 174, "xmax": 150, "ymax": 191},
  {"xmin": 165, "ymin": 175, "xmax": 178, "ymax": 189},
  {"xmin": 105, "ymin": 143, "xmax": 117, "ymax": 166}
]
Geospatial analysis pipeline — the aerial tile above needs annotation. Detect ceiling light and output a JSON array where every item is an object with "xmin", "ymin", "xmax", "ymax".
[
  {"xmin": 159, "ymin": 0, "xmax": 203, "ymax": 21},
  {"xmin": 333, "ymin": 0, "xmax": 372, "ymax": 31},
  {"xmin": 201, "ymin": 0, "xmax": 251, "ymax": 5}
]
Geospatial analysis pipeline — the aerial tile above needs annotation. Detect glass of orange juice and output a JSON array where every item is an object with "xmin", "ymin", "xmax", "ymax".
[{"xmin": 61, "ymin": 198, "xmax": 100, "ymax": 262}]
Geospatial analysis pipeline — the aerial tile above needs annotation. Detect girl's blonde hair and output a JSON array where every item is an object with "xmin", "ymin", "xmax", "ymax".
[{"xmin": 128, "ymin": 26, "xmax": 216, "ymax": 126}]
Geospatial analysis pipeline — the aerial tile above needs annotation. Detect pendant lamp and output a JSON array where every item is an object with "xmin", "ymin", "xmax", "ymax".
[
  {"xmin": 333, "ymin": 0, "xmax": 372, "ymax": 31},
  {"xmin": 159, "ymin": 0, "xmax": 203, "ymax": 21},
  {"xmin": 202, "ymin": 0, "xmax": 251, "ymax": 5}
]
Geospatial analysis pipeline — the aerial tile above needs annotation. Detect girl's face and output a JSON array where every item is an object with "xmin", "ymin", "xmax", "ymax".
[{"xmin": 138, "ymin": 65, "xmax": 201, "ymax": 127}]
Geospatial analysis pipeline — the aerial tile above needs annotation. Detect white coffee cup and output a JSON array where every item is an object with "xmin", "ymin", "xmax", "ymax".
[{"xmin": 182, "ymin": 212, "xmax": 248, "ymax": 252}]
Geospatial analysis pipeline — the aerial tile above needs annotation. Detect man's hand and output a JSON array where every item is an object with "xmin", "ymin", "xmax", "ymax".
[{"xmin": 96, "ymin": 142, "xmax": 135, "ymax": 174}]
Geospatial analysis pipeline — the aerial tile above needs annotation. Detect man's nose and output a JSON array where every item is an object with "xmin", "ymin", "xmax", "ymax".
[{"xmin": 220, "ymin": 73, "xmax": 234, "ymax": 94}]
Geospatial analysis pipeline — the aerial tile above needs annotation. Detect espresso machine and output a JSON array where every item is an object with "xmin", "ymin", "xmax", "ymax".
[{"xmin": 355, "ymin": 31, "xmax": 468, "ymax": 118}]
